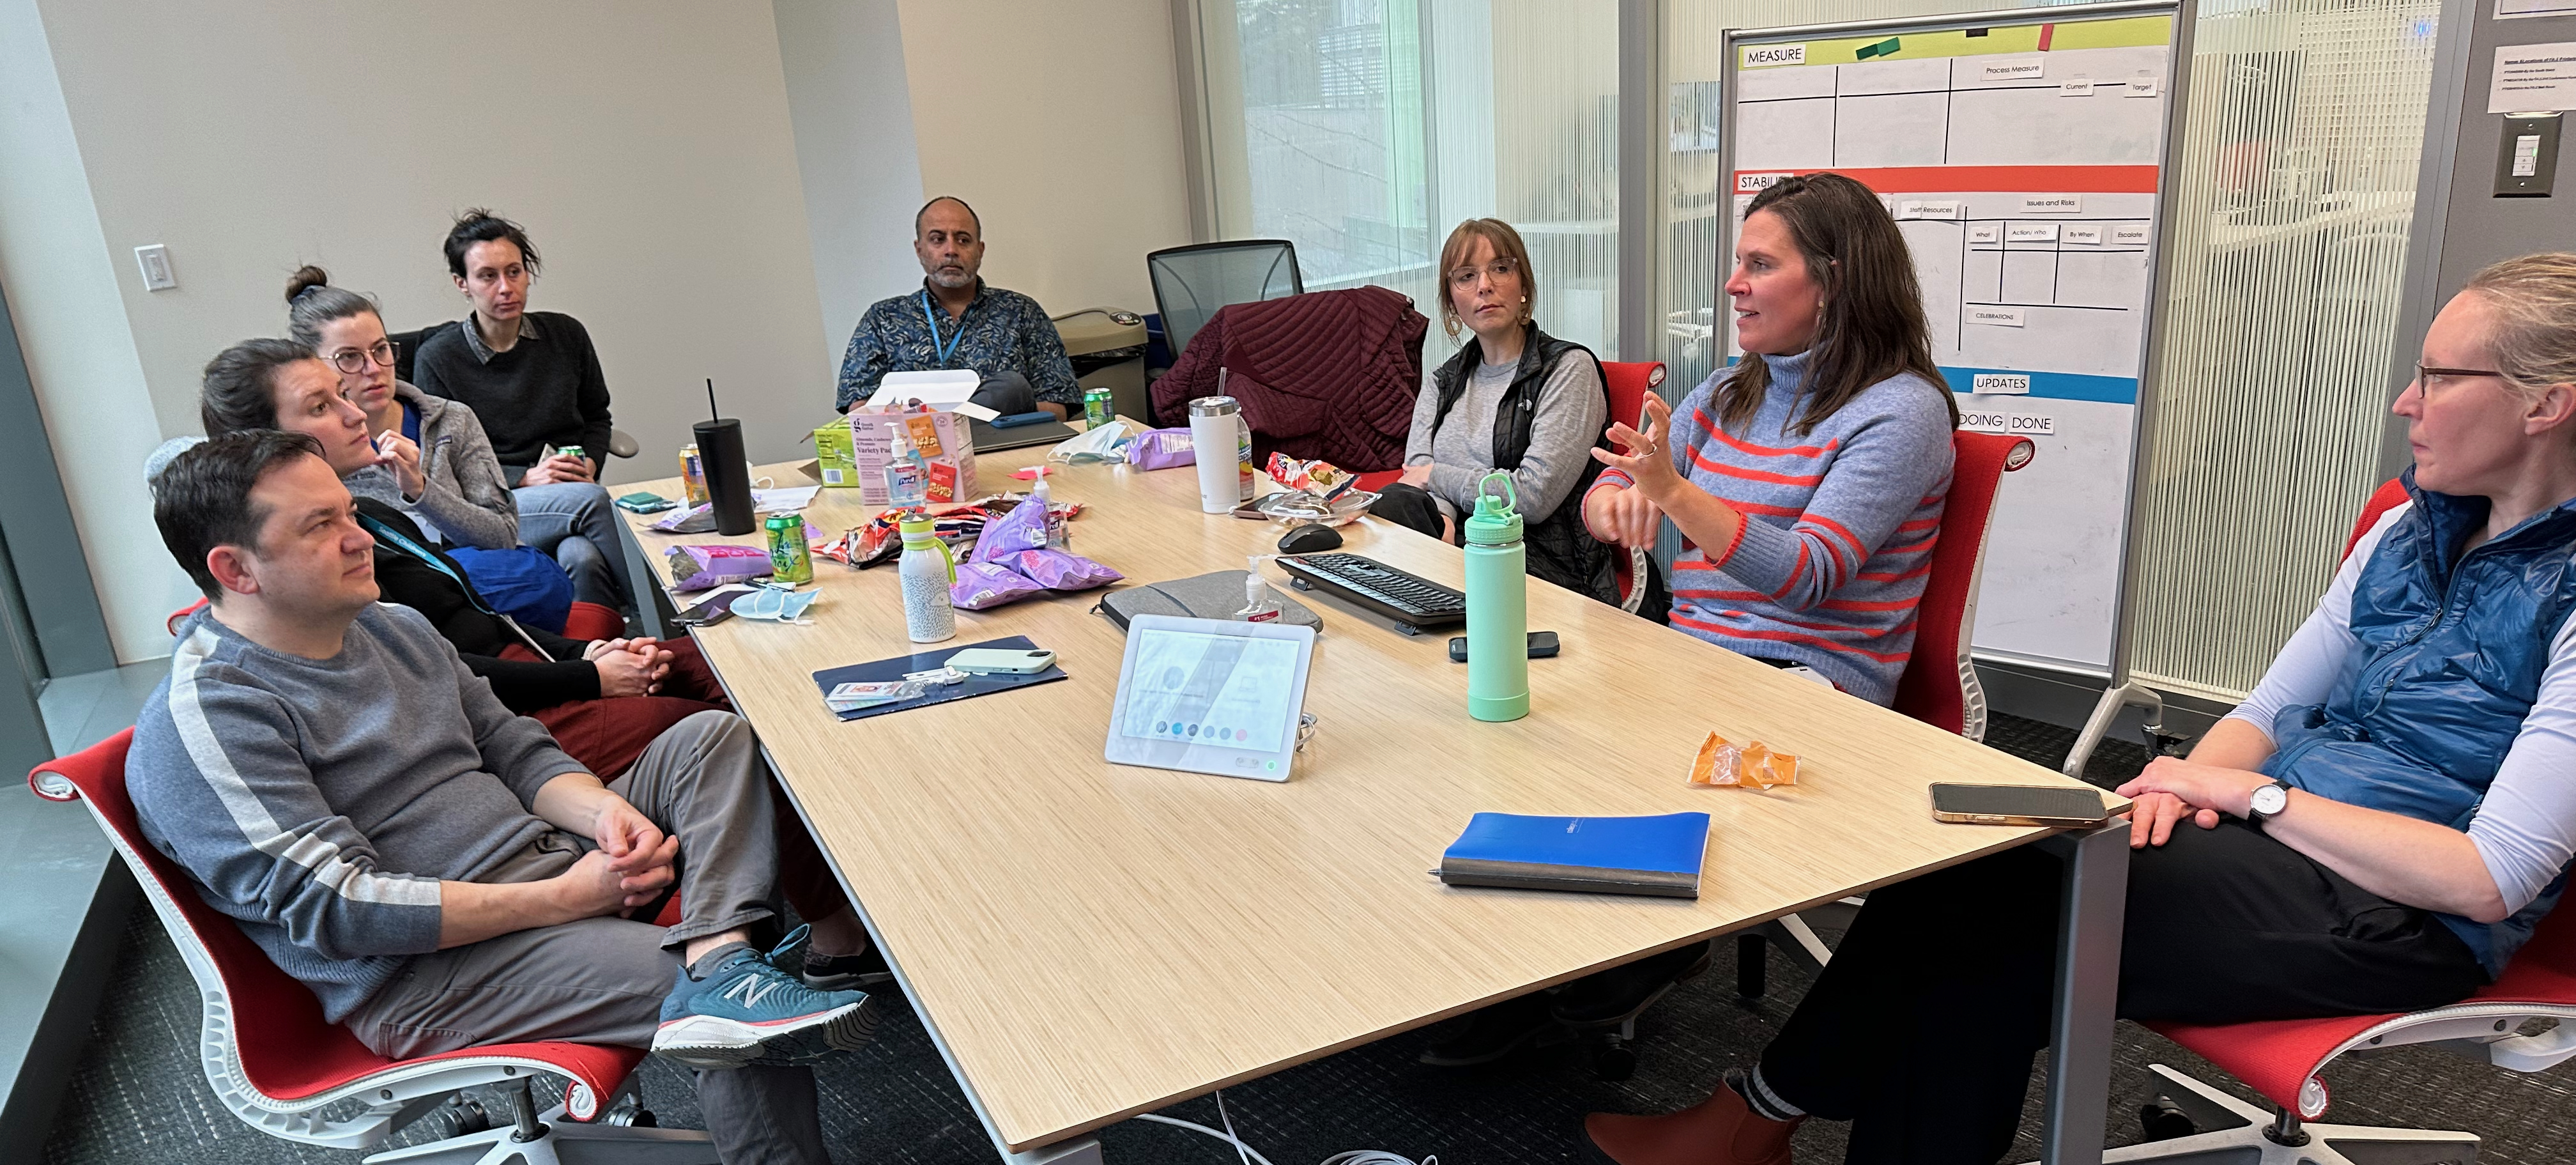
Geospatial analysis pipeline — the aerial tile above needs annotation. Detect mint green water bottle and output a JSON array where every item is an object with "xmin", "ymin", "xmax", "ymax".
[{"xmin": 1463, "ymin": 470, "xmax": 1529, "ymax": 722}]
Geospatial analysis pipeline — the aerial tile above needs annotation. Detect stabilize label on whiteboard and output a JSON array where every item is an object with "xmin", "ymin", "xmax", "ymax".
[
  {"xmin": 1960, "ymin": 410, "xmax": 2055, "ymax": 435},
  {"xmin": 1983, "ymin": 57, "xmax": 2046, "ymax": 81},
  {"xmin": 1736, "ymin": 171, "xmax": 1795, "ymax": 194},
  {"xmin": 1966, "ymin": 307, "xmax": 2027, "ymax": 328},
  {"xmin": 2005, "ymin": 223, "xmax": 2060, "ymax": 243},
  {"xmin": 1970, "ymin": 373, "xmax": 2032, "ymax": 396},
  {"xmin": 1743, "ymin": 44, "xmax": 1806, "ymax": 68},
  {"xmin": 1898, "ymin": 199, "xmax": 1964, "ymax": 220},
  {"xmin": 2021, "ymin": 195, "xmax": 2083, "ymax": 214},
  {"xmin": 2113, "ymin": 224, "xmax": 2152, "ymax": 245}
]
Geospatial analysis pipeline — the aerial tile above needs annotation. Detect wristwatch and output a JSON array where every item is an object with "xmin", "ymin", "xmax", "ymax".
[{"xmin": 2247, "ymin": 778, "xmax": 2294, "ymax": 824}]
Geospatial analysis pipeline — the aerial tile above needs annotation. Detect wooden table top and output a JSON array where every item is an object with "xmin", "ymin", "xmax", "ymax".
[{"xmin": 622, "ymin": 438, "xmax": 2119, "ymax": 1152}]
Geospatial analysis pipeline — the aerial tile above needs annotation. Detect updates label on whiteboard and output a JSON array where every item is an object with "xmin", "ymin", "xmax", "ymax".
[
  {"xmin": 1966, "ymin": 307, "xmax": 2027, "ymax": 327},
  {"xmin": 1743, "ymin": 44, "xmax": 1806, "ymax": 68},
  {"xmin": 1959, "ymin": 410, "xmax": 2055, "ymax": 435},
  {"xmin": 1983, "ymin": 57, "xmax": 2046, "ymax": 81},
  {"xmin": 1970, "ymin": 374, "xmax": 2032, "ymax": 396}
]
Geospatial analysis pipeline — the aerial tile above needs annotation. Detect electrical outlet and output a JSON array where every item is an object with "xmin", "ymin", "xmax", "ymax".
[{"xmin": 134, "ymin": 244, "xmax": 177, "ymax": 291}]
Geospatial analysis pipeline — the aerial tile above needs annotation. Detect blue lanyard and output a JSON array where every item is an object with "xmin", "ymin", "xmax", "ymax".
[{"xmin": 919, "ymin": 291, "xmax": 965, "ymax": 365}]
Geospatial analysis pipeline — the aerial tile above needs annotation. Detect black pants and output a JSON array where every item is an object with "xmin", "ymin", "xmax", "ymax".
[{"xmin": 1758, "ymin": 819, "xmax": 2487, "ymax": 1165}]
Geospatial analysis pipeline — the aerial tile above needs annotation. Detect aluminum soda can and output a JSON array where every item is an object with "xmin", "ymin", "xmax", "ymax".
[
  {"xmin": 765, "ymin": 513, "xmax": 814, "ymax": 585},
  {"xmin": 680, "ymin": 444, "xmax": 709, "ymax": 505},
  {"xmin": 1084, "ymin": 386, "xmax": 1114, "ymax": 428}
]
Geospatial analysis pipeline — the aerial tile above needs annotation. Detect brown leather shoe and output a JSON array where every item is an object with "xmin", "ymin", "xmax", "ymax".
[{"xmin": 1581, "ymin": 1077, "xmax": 1802, "ymax": 1165}]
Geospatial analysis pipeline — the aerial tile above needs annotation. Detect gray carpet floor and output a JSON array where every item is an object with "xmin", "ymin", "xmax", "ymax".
[{"xmin": 43, "ymin": 714, "xmax": 2576, "ymax": 1164}]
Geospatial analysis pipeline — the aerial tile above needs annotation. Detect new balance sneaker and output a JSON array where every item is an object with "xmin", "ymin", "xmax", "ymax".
[
  {"xmin": 767, "ymin": 923, "xmax": 897, "ymax": 991},
  {"xmin": 653, "ymin": 941, "xmax": 880, "ymax": 1070}
]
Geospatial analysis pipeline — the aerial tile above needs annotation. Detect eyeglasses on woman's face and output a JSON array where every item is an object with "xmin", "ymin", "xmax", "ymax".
[
  {"xmin": 1448, "ymin": 256, "xmax": 1520, "ymax": 289},
  {"xmin": 329, "ymin": 339, "xmax": 397, "ymax": 376}
]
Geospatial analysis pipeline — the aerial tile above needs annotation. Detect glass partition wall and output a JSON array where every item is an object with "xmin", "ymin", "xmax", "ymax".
[{"xmin": 1188, "ymin": 0, "xmax": 2444, "ymax": 700}]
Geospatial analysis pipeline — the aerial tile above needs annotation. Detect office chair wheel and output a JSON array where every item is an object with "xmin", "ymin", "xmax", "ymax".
[
  {"xmin": 1592, "ymin": 1033, "xmax": 1639, "ymax": 1082},
  {"xmin": 2138, "ymin": 1095, "xmax": 2198, "ymax": 1142},
  {"xmin": 438, "ymin": 1093, "xmax": 496, "ymax": 1138}
]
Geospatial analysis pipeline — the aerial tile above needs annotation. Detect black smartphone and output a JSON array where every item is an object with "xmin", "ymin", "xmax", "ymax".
[
  {"xmin": 1447, "ymin": 631, "xmax": 1560, "ymax": 662},
  {"xmin": 1928, "ymin": 783, "xmax": 2110, "ymax": 828},
  {"xmin": 672, "ymin": 590, "xmax": 744, "ymax": 628}
]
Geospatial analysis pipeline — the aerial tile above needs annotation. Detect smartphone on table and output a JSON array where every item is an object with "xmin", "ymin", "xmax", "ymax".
[
  {"xmin": 1928, "ymin": 783, "xmax": 2111, "ymax": 828},
  {"xmin": 1446, "ymin": 631, "xmax": 1561, "ymax": 662},
  {"xmin": 946, "ymin": 647, "xmax": 1055, "ymax": 675}
]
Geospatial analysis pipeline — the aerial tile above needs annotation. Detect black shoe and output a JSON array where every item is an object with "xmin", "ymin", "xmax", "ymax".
[
  {"xmin": 1418, "ymin": 991, "xmax": 1560, "ymax": 1067},
  {"xmin": 803, "ymin": 945, "xmax": 896, "ymax": 991},
  {"xmin": 1550, "ymin": 942, "xmax": 1712, "ymax": 1027}
]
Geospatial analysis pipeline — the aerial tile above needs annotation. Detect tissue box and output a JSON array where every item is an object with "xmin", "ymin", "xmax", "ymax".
[
  {"xmin": 847, "ymin": 408, "xmax": 977, "ymax": 506},
  {"xmin": 813, "ymin": 422, "xmax": 858, "ymax": 488}
]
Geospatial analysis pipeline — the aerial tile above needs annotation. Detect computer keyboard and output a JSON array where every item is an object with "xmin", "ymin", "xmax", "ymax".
[{"xmin": 1276, "ymin": 552, "xmax": 1467, "ymax": 635}]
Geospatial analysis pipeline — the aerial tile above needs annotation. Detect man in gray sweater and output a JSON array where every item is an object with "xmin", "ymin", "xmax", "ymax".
[{"xmin": 131, "ymin": 431, "xmax": 873, "ymax": 1164}]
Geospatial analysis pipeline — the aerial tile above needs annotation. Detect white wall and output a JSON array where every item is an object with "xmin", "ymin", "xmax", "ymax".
[
  {"xmin": 896, "ymin": 0, "xmax": 1197, "ymax": 316},
  {"xmin": 773, "ymin": 0, "xmax": 933, "ymax": 378},
  {"xmin": 1, "ymin": 0, "xmax": 852, "ymax": 662}
]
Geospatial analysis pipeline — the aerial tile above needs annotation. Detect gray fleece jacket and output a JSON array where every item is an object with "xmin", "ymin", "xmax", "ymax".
[
  {"xmin": 344, "ymin": 382, "xmax": 519, "ymax": 550},
  {"xmin": 129, "ymin": 603, "xmax": 586, "ymax": 1020}
]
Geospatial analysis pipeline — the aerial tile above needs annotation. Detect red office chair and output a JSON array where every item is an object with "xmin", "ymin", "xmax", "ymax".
[
  {"xmin": 29, "ymin": 730, "xmax": 716, "ymax": 1164},
  {"xmin": 1739, "ymin": 430, "xmax": 2037, "ymax": 998},
  {"xmin": 2103, "ymin": 475, "xmax": 2572, "ymax": 1162},
  {"xmin": 1352, "ymin": 359, "xmax": 1666, "ymax": 612}
]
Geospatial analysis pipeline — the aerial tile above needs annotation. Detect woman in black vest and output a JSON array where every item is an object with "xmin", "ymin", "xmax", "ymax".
[{"xmin": 1372, "ymin": 219, "xmax": 1619, "ymax": 605}]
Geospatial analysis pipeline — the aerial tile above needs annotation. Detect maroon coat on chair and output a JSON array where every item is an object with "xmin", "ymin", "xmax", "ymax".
[{"xmin": 1148, "ymin": 285, "xmax": 1428, "ymax": 472}]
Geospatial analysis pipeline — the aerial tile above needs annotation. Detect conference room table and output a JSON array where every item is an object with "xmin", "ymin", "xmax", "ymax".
[{"xmin": 614, "ymin": 431, "xmax": 2133, "ymax": 1164}]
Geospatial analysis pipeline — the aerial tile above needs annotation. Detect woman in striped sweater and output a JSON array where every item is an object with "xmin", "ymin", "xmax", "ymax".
[{"xmin": 1587, "ymin": 172, "xmax": 1957, "ymax": 705}]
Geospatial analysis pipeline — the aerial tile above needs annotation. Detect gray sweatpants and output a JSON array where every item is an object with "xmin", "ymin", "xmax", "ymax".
[{"xmin": 344, "ymin": 711, "xmax": 831, "ymax": 1165}]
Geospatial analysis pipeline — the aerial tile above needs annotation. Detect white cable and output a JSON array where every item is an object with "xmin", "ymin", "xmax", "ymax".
[{"xmin": 1130, "ymin": 1089, "xmax": 1439, "ymax": 1165}]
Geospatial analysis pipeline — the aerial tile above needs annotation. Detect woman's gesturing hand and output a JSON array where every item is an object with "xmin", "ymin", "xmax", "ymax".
[{"xmin": 1591, "ymin": 394, "xmax": 1685, "ymax": 500}]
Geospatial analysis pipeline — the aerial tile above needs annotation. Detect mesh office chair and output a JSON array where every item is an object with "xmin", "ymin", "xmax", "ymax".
[{"xmin": 1146, "ymin": 240, "xmax": 1303, "ymax": 361}]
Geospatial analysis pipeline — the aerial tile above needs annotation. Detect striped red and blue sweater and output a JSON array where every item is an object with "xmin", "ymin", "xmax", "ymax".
[{"xmin": 1589, "ymin": 350, "xmax": 1955, "ymax": 704}]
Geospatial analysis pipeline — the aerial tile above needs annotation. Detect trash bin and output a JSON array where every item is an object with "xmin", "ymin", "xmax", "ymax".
[{"xmin": 1052, "ymin": 307, "xmax": 1149, "ymax": 424}]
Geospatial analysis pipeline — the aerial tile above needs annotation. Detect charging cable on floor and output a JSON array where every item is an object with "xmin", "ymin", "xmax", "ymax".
[{"xmin": 1131, "ymin": 1090, "xmax": 1437, "ymax": 1165}]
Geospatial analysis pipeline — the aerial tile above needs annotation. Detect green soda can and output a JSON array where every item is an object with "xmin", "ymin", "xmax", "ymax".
[
  {"xmin": 765, "ymin": 513, "xmax": 814, "ymax": 585},
  {"xmin": 1083, "ymin": 386, "xmax": 1114, "ymax": 428}
]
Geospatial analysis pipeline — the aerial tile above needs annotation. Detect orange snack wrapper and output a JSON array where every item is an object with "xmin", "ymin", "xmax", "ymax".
[{"xmin": 1687, "ymin": 732, "xmax": 1800, "ymax": 789}]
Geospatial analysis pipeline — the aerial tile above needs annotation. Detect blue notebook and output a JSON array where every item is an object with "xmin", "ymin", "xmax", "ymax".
[{"xmin": 1437, "ymin": 812, "xmax": 1710, "ymax": 899}]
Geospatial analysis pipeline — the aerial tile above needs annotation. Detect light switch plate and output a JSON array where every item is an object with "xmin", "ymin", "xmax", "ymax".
[
  {"xmin": 2496, "ymin": 113, "xmax": 2560, "ymax": 197},
  {"xmin": 134, "ymin": 244, "xmax": 176, "ymax": 291}
]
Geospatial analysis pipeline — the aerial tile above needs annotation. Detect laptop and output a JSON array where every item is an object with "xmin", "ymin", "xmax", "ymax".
[{"xmin": 970, "ymin": 416, "xmax": 1080, "ymax": 453}]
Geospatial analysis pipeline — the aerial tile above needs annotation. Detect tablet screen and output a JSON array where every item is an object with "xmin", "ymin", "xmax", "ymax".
[{"xmin": 1119, "ymin": 627, "xmax": 1302, "ymax": 753}]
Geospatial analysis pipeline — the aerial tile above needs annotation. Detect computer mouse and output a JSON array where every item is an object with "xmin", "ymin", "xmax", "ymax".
[{"xmin": 1278, "ymin": 524, "xmax": 1344, "ymax": 555}]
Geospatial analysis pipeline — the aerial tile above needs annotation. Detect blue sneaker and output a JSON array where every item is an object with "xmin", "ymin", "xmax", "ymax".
[{"xmin": 653, "ymin": 939, "xmax": 880, "ymax": 1070}]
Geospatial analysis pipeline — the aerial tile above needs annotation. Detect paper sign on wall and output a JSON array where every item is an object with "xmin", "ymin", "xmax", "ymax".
[
  {"xmin": 1966, "ymin": 307, "xmax": 2028, "ymax": 328},
  {"xmin": 2491, "ymin": 42, "xmax": 2576, "ymax": 113},
  {"xmin": 1959, "ymin": 410, "xmax": 2055, "ymax": 435}
]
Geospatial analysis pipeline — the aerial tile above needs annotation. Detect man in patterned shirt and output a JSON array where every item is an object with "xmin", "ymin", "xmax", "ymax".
[{"xmin": 833, "ymin": 196, "xmax": 1082, "ymax": 417}]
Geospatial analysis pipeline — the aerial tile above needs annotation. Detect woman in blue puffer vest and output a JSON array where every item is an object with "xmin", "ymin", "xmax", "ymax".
[{"xmin": 1581, "ymin": 253, "xmax": 2576, "ymax": 1165}]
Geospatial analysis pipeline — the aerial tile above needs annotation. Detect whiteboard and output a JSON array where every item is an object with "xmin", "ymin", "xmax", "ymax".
[{"xmin": 1722, "ymin": 4, "xmax": 2185, "ymax": 675}]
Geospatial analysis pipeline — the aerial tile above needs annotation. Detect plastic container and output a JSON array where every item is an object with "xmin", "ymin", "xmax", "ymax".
[
  {"xmin": 898, "ymin": 514, "xmax": 957, "ymax": 643},
  {"xmin": 1462, "ymin": 471, "xmax": 1529, "ymax": 722},
  {"xmin": 1032, "ymin": 473, "xmax": 1070, "ymax": 550},
  {"xmin": 884, "ymin": 433, "xmax": 930, "ymax": 509}
]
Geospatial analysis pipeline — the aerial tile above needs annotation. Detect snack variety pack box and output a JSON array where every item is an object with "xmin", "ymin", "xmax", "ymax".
[
  {"xmin": 813, "ymin": 422, "xmax": 857, "ymax": 488},
  {"xmin": 847, "ymin": 407, "xmax": 977, "ymax": 506}
]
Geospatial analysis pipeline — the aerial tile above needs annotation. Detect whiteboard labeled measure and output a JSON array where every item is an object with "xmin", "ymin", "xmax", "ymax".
[{"xmin": 1722, "ymin": 3, "xmax": 2185, "ymax": 675}]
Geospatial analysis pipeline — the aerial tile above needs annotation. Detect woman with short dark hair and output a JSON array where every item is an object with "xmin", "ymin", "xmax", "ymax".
[{"xmin": 410, "ymin": 209, "xmax": 627, "ymax": 612}]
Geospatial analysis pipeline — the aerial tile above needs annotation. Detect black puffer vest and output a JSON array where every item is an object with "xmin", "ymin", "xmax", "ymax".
[{"xmin": 1428, "ymin": 325, "xmax": 1618, "ymax": 605}]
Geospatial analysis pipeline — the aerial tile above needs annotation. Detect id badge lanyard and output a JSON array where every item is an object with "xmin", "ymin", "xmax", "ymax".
[
  {"xmin": 357, "ymin": 512, "xmax": 553, "ymax": 660},
  {"xmin": 919, "ymin": 291, "xmax": 966, "ymax": 366}
]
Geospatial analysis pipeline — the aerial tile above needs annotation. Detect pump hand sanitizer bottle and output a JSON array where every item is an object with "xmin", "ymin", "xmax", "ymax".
[
  {"xmin": 1234, "ymin": 555, "xmax": 1283, "ymax": 622},
  {"xmin": 884, "ymin": 433, "xmax": 929, "ymax": 508},
  {"xmin": 1462, "ymin": 471, "xmax": 1528, "ymax": 722}
]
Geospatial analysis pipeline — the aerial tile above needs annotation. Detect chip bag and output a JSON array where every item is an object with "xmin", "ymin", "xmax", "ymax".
[
  {"xmin": 1265, "ymin": 451, "xmax": 1354, "ymax": 498},
  {"xmin": 1125, "ymin": 428, "xmax": 1197, "ymax": 471},
  {"xmin": 666, "ymin": 544, "xmax": 774, "ymax": 591},
  {"xmin": 969, "ymin": 494, "xmax": 1052, "ymax": 564},
  {"xmin": 1687, "ymin": 732, "xmax": 1802, "ymax": 789},
  {"xmin": 1005, "ymin": 548, "xmax": 1124, "ymax": 591},
  {"xmin": 949, "ymin": 561, "xmax": 1046, "ymax": 610}
]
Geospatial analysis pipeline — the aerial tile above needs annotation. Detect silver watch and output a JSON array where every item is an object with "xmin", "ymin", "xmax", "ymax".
[{"xmin": 2247, "ymin": 779, "xmax": 2292, "ymax": 824}]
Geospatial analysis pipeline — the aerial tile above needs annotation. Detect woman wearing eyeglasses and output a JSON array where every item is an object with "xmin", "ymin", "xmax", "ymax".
[
  {"xmin": 1583, "ymin": 255, "xmax": 2576, "ymax": 1165},
  {"xmin": 1372, "ymin": 218, "xmax": 1619, "ymax": 604},
  {"xmin": 284, "ymin": 266, "xmax": 518, "ymax": 552}
]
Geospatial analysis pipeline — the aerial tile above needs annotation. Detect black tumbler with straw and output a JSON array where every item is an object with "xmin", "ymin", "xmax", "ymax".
[{"xmin": 696, "ymin": 379, "xmax": 756, "ymax": 535}]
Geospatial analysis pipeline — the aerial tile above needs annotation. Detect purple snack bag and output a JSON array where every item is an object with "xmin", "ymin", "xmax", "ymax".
[
  {"xmin": 666, "ymin": 544, "xmax": 773, "ymax": 590},
  {"xmin": 949, "ymin": 561, "xmax": 1045, "ymax": 610},
  {"xmin": 1008, "ymin": 549, "xmax": 1124, "ymax": 591},
  {"xmin": 1125, "ymin": 428, "xmax": 1197, "ymax": 471},
  {"xmin": 969, "ymin": 497, "xmax": 1051, "ymax": 564}
]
